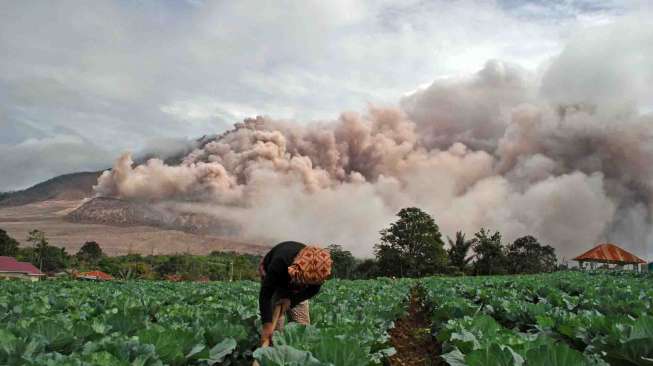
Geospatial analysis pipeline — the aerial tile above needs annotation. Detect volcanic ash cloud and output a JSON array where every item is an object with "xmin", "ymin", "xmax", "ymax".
[{"xmin": 95, "ymin": 23, "xmax": 653, "ymax": 258}]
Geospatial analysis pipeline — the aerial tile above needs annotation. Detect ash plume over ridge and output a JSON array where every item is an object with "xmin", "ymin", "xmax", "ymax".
[{"xmin": 95, "ymin": 23, "xmax": 653, "ymax": 259}]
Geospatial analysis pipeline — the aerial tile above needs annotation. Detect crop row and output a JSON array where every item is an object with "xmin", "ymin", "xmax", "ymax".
[
  {"xmin": 422, "ymin": 271, "xmax": 653, "ymax": 366},
  {"xmin": 0, "ymin": 278, "xmax": 412, "ymax": 365}
]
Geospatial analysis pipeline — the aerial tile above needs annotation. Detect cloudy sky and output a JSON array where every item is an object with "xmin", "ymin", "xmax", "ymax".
[{"xmin": 0, "ymin": 0, "xmax": 648, "ymax": 191}]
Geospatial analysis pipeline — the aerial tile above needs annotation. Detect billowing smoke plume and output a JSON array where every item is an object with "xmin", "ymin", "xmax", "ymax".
[{"xmin": 95, "ymin": 22, "xmax": 653, "ymax": 259}]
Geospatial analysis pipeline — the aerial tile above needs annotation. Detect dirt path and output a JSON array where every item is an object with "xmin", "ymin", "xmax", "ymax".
[{"xmin": 388, "ymin": 286, "xmax": 442, "ymax": 366}]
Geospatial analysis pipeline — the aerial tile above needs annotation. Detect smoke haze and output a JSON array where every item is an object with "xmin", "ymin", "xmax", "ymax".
[{"xmin": 95, "ymin": 20, "xmax": 653, "ymax": 259}]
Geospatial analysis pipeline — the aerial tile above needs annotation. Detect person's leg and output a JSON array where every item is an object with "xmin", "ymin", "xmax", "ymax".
[{"xmin": 288, "ymin": 300, "xmax": 310, "ymax": 325}]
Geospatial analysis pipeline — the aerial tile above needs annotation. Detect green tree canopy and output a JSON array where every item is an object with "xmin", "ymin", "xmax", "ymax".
[
  {"xmin": 447, "ymin": 231, "xmax": 475, "ymax": 272},
  {"xmin": 27, "ymin": 229, "xmax": 69, "ymax": 272},
  {"xmin": 76, "ymin": 241, "xmax": 104, "ymax": 264},
  {"xmin": 351, "ymin": 258, "xmax": 379, "ymax": 279},
  {"xmin": 472, "ymin": 228, "xmax": 507, "ymax": 275},
  {"xmin": 374, "ymin": 207, "xmax": 447, "ymax": 277},
  {"xmin": 0, "ymin": 228, "xmax": 19, "ymax": 257},
  {"xmin": 327, "ymin": 244, "xmax": 356, "ymax": 279},
  {"xmin": 506, "ymin": 235, "xmax": 557, "ymax": 274}
]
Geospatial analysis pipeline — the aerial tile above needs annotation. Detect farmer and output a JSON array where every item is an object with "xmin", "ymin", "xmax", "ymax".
[{"xmin": 258, "ymin": 241, "xmax": 333, "ymax": 345}]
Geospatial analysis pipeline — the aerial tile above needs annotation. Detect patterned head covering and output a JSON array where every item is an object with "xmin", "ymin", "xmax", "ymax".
[{"xmin": 287, "ymin": 246, "xmax": 333, "ymax": 284}]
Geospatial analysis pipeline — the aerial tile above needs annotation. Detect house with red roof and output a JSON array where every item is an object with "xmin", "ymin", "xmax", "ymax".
[
  {"xmin": 76, "ymin": 270, "xmax": 113, "ymax": 281},
  {"xmin": 0, "ymin": 256, "xmax": 45, "ymax": 281},
  {"xmin": 573, "ymin": 243, "xmax": 646, "ymax": 271}
]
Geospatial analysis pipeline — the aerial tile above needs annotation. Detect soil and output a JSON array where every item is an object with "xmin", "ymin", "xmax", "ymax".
[{"xmin": 388, "ymin": 287, "xmax": 442, "ymax": 366}]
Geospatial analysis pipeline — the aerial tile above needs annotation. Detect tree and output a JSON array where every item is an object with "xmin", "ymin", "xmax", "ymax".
[
  {"xmin": 26, "ymin": 229, "xmax": 69, "ymax": 272},
  {"xmin": 0, "ymin": 229, "xmax": 19, "ymax": 256},
  {"xmin": 447, "ymin": 231, "xmax": 475, "ymax": 272},
  {"xmin": 77, "ymin": 241, "xmax": 104, "ymax": 264},
  {"xmin": 327, "ymin": 244, "xmax": 356, "ymax": 279},
  {"xmin": 506, "ymin": 236, "xmax": 557, "ymax": 274},
  {"xmin": 472, "ymin": 228, "xmax": 507, "ymax": 275},
  {"xmin": 39, "ymin": 246, "xmax": 69, "ymax": 272},
  {"xmin": 27, "ymin": 229, "xmax": 49, "ymax": 272},
  {"xmin": 352, "ymin": 258, "xmax": 379, "ymax": 279},
  {"xmin": 374, "ymin": 207, "xmax": 447, "ymax": 277}
]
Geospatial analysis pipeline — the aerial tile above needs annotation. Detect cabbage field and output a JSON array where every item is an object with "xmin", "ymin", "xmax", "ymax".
[
  {"xmin": 424, "ymin": 272, "xmax": 653, "ymax": 365},
  {"xmin": 1, "ymin": 272, "xmax": 652, "ymax": 365}
]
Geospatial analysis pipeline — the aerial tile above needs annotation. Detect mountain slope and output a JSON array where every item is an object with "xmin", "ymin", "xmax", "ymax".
[
  {"xmin": 66, "ymin": 197, "xmax": 240, "ymax": 236},
  {"xmin": 0, "ymin": 171, "xmax": 102, "ymax": 207}
]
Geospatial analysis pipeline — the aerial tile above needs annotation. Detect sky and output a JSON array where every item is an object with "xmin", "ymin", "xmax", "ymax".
[{"xmin": 0, "ymin": 0, "xmax": 648, "ymax": 191}]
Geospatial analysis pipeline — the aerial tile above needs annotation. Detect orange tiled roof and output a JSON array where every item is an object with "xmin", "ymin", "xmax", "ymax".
[
  {"xmin": 573, "ymin": 243, "xmax": 646, "ymax": 264},
  {"xmin": 77, "ymin": 270, "xmax": 113, "ymax": 280}
]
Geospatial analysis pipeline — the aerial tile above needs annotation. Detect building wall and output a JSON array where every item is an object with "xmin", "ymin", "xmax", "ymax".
[{"xmin": 0, "ymin": 272, "xmax": 41, "ymax": 281}]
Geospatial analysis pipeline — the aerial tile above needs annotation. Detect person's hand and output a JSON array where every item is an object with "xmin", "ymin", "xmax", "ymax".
[
  {"xmin": 276, "ymin": 298, "xmax": 291, "ymax": 314},
  {"xmin": 260, "ymin": 322, "xmax": 275, "ymax": 346}
]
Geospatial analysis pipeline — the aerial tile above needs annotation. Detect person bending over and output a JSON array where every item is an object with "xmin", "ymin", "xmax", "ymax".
[{"xmin": 258, "ymin": 241, "xmax": 333, "ymax": 345}]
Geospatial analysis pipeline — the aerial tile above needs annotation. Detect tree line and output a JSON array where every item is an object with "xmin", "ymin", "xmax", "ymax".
[
  {"xmin": 329, "ymin": 207, "xmax": 558, "ymax": 279},
  {"xmin": 0, "ymin": 229, "xmax": 260, "ymax": 281},
  {"xmin": 0, "ymin": 206, "xmax": 558, "ymax": 281}
]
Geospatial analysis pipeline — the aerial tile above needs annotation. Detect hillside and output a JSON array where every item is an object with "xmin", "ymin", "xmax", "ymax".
[
  {"xmin": 66, "ymin": 197, "xmax": 240, "ymax": 236},
  {"xmin": 0, "ymin": 200, "xmax": 266, "ymax": 256},
  {"xmin": 0, "ymin": 171, "xmax": 102, "ymax": 207}
]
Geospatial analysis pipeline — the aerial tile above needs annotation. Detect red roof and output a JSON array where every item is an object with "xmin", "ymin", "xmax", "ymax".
[
  {"xmin": 573, "ymin": 243, "xmax": 646, "ymax": 264},
  {"xmin": 0, "ymin": 256, "xmax": 45, "ymax": 276},
  {"xmin": 77, "ymin": 270, "xmax": 113, "ymax": 280}
]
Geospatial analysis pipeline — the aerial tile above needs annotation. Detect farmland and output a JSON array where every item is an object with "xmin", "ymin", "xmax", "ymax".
[{"xmin": 1, "ymin": 272, "xmax": 652, "ymax": 365}]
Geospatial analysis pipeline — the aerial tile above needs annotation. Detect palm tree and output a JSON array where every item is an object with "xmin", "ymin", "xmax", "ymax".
[{"xmin": 447, "ymin": 231, "xmax": 475, "ymax": 271}]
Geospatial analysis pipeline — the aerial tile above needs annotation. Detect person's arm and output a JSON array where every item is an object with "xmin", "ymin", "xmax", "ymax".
[
  {"xmin": 290, "ymin": 284, "xmax": 321, "ymax": 307},
  {"xmin": 259, "ymin": 257, "xmax": 292, "ymax": 344},
  {"xmin": 259, "ymin": 274, "xmax": 276, "ymax": 324},
  {"xmin": 259, "ymin": 256, "xmax": 290, "ymax": 322}
]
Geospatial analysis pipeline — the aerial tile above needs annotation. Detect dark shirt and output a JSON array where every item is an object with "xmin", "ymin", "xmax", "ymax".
[{"xmin": 259, "ymin": 241, "xmax": 321, "ymax": 323}]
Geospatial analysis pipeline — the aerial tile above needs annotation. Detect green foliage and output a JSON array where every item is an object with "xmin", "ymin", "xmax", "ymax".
[
  {"xmin": 24, "ymin": 229, "xmax": 69, "ymax": 272},
  {"xmin": 375, "ymin": 207, "xmax": 447, "ymax": 277},
  {"xmin": 27, "ymin": 229, "xmax": 48, "ymax": 271},
  {"xmin": 351, "ymin": 258, "xmax": 379, "ymax": 279},
  {"xmin": 76, "ymin": 241, "xmax": 104, "ymax": 264},
  {"xmin": 253, "ymin": 345, "xmax": 323, "ymax": 366},
  {"xmin": 0, "ymin": 228, "xmax": 19, "ymax": 256},
  {"xmin": 506, "ymin": 235, "xmax": 557, "ymax": 274},
  {"xmin": 447, "ymin": 231, "xmax": 475, "ymax": 272},
  {"xmin": 424, "ymin": 272, "xmax": 653, "ymax": 366},
  {"xmin": 0, "ymin": 276, "xmax": 413, "ymax": 365},
  {"xmin": 93, "ymin": 251, "xmax": 261, "ymax": 281},
  {"xmin": 327, "ymin": 244, "xmax": 356, "ymax": 279},
  {"xmin": 472, "ymin": 228, "xmax": 506, "ymax": 275}
]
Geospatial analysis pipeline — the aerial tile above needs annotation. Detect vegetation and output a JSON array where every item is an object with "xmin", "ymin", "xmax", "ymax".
[
  {"xmin": 24, "ymin": 229, "xmax": 68, "ymax": 273},
  {"xmin": 0, "ymin": 228, "xmax": 19, "ymax": 256},
  {"xmin": 375, "ymin": 207, "xmax": 447, "ymax": 277},
  {"xmin": 424, "ymin": 271, "xmax": 653, "ymax": 365},
  {"xmin": 326, "ymin": 244, "xmax": 356, "ymax": 279},
  {"xmin": 505, "ymin": 235, "xmax": 557, "ymax": 274},
  {"xmin": 1, "ymin": 272, "xmax": 651, "ymax": 365},
  {"xmin": 472, "ymin": 228, "xmax": 506, "ymax": 275},
  {"xmin": 0, "ymin": 277, "xmax": 411, "ymax": 365},
  {"xmin": 3, "ymin": 229, "xmax": 260, "ymax": 280},
  {"xmin": 1, "ymin": 204, "xmax": 563, "ymax": 279},
  {"xmin": 76, "ymin": 241, "xmax": 104, "ymax": 265},
  {"xmin": 447, "ymin": 231, "xmax": 475, "ymax": 273},
  {"xmin": 0, "ymin": 191, "xmax": 11, "ymax": 201}
]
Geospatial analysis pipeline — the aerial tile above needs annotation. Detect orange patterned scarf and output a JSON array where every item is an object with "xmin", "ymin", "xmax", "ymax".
[{"xmin": 287, "ymin": 246, "xmax": 333, "ymax": 284}]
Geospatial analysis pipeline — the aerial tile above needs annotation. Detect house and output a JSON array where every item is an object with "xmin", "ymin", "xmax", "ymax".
[
  {"xmin": 573, "ymin": 243, "xmax": 646, "ymax": 271},
  {"xmin": 0, "ymin": 256, "xmax": 45, "ymax": 281},
  {"xmin": 76, "ymin": 270, "xmax": 114, "ymax": 281}
]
